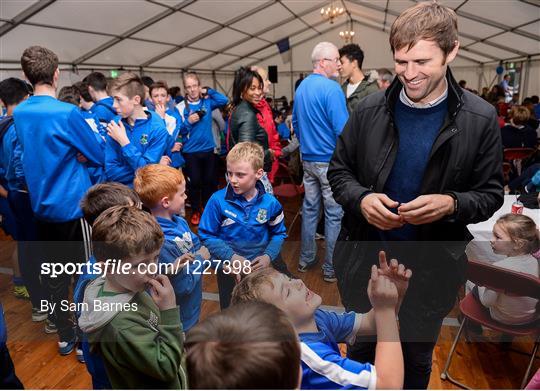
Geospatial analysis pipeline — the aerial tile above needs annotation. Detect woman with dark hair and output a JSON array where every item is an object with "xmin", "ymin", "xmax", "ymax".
[{"xmin": 228, "ymin": 67, "xmax": 272, "ymax": 175}]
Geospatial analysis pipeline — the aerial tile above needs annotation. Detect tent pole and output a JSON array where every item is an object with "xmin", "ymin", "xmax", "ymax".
[
  {"xmin": 521, "ymin": 56, "xmax": 531, "ymax": 98},
  {"xmin": 290, "ymin": 47, "xmax": 294, "ymax": 102}
]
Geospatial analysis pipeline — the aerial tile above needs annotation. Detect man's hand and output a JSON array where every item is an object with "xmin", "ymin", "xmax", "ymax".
[
  {"xmin": 368, "ymin": 265, "xmax": 399, "ymax": 311},
  {"xmin": 171, "ymin": 142, "xmax": 182, "ymax": 152},
  {"xmin": 196, "ymin": 246, "xmax": 210, "ymax": 260},
  {"xmin": 251, "ymin": 254, "xmax": 271, "ymax": 271},
  {"xmin": 360, "ymin": 193, "xmax": 404, "ymax": 230},
  {"xmin": 376, "ymin": 251, "xmax": 412, "ymax": 300},
  {"xmin": 187, "ymin": 113, "xmax": 200, "ymax": 125},
  {"xmin": 147, "ymin": 275, "xmax": 176, "ymax": 311},
  {"xmin": 398, "ymin": 194, "xmax": 454, "ymax": 225},
  {"xmin": 0, "ymin": 185, "xmax": 8, "ymax": 199},
  {"xmin": 107, "ymin": 120, "xmax": 130, "ymax": 147},
  {"xmin": 155, "ymin": 103, "xmax": 166, "ymax": 119},
  {"xmin": 159, "ymin": 155, "xmax": 172, "ymax": 166}
]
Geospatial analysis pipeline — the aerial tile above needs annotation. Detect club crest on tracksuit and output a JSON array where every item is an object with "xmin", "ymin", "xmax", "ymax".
[
  {"xmin": 140, "ymin": 134, "xmax": 149, "ymax": 145},
  {"xmin": 256, "ymin": 208, "xmax": 268, "ymax": 224}
]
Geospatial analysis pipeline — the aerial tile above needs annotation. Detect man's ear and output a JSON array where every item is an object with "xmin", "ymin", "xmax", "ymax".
[
  {"xmin": 53, "ymin": 68, "xmax": 60, "ymax": 89},
  {"xmin": 444, "ymin": 40, "xmax": 460, "ymax": 65}
]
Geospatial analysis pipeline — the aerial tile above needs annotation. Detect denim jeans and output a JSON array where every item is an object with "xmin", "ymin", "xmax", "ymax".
[{"xmin": 300, "ymin": 161, "xmax": 343, "ymax": 273}]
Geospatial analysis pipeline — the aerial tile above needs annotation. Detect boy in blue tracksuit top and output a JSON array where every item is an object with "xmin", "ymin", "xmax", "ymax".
[
  {"xmin": 148, "ymin": 81, "xmax": 186, "ymax": 169},
  {"xmin": 199, "ymin": 142, "xmax": 287, "ymax": 308},
  {"xmin": 105, "ymin": 72, "xmax": 169, "ymax": 186},
  {"xmin": 83, "ymin": 72, "xmax": 117, "ymax": 126},
  {"xmin": 134, "ymin": 164, "xmax": 209, "ymax": 331},
  {"xmin": 177, "ymin": 72, "xmax": 229, "ymax": 225},
  {"xmin": 13, "ymin": 46, "xmax": 105, "ymax": 355}
]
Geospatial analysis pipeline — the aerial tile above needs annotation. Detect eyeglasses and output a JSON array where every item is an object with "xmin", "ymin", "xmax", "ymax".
[{"xmin": 322, "ymin": 58, "xmax": 340, "ymax": 64}]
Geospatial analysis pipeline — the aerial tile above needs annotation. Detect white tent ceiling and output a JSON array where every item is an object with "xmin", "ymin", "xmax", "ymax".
[{"xmin": 1, "ymin": 0, "xmax": 539, "ymax": 72}]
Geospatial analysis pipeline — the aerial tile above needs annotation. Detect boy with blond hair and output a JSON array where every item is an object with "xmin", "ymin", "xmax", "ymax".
[
  {"xmin": 232, "ymin": 251, "xmax": 412, "ymax": 390},
  {"xmin": 105, "ymin": 72, "xmax": 169, "ymax": 185},
  {"xmin": 134, "ymin": 164, "xmax": 208, "ymax": 331},
  {"xmin": 199, "ymin": 141, "xmax": 287, "ymax": 308},
  {"xmin": 78, "ymin": 205, "xmax": 187, "ymax": 389}
]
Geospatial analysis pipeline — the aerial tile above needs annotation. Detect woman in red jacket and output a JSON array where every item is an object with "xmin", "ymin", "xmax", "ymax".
[{"xmin": 252, "ymin": 66, "xmax": 282, "ymax": 184}]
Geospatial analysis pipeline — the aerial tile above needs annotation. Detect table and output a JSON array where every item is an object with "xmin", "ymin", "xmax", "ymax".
[{"xmin": 466, "ymin": 195, "xmax": 539, "ymax": 263}]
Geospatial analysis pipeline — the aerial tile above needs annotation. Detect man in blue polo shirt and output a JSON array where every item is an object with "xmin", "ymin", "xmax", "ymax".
[{"xmin": 292, "ymin": 41, "xmax": 348, "ymax": 282}]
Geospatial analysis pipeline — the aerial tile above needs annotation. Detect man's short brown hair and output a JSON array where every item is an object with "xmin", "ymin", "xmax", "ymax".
[
  {"xmin": 107, "ymin": 72, "xmax": 145, "ymax": 102},
  {"xmin": 389, "ymin": 1, "xmax": 458, "ymax": 56},
  {"xmin": 92, "ymin": 205, "xmax": 163, "ymax": 262},
  {"xmin": 227, "ymin": 142, "xmax": 264, "ymax": 171},
  {"xmin": 149, "ymin": 80, "xmax": 169, "ymax": 96},
  {"xmin": 20, "ymin": 46, "xmax": 58, "ymax": 87},
  {"xmin": 231, "ymin": 268, "xmax": 279, "ymax": 305},
  {"xmin": 81, "ymin": 182, "xmax": 141, "ymax": 225},
  {"xmin": 186, "ymin": 301, "xmax": 300, "ymax": 389},
  {"xmin": 133, "ymin": 165, "xmax": 185, "ymax": 209},
  {"xmin": 58, "ymin": 86, "xmax": 81, "ymax": 106}
]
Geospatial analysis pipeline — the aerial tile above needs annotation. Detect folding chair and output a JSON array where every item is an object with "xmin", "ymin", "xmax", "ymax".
[
  {"xmin": 272, "ymin": 162, "xmax": 304, "ymax": 236},
  {"xmin": 440, "ymin": 259, "xmax": 540, "ymax": 389},
  {"xmin": 504, "ymin": 148, "xmax": 536, "ymax": 176}
]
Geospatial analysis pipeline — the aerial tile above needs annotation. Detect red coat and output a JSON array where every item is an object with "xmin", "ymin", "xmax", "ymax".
[{"xmin": 255, "ymin": 99, "xmax": 282, "ymax": 182}]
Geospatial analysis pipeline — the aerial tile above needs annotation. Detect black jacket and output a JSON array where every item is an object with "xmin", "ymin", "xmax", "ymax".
[
  {"xmin": 228, "ymin": 100, "xmax": 271, "ymax": 172},
  {"xmin": 328, "ymin": 69, "xmax": 504, "ymax": 314}
]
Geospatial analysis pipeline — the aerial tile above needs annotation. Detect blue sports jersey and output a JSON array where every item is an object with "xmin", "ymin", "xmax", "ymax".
[
  {"xmin": 176, "ymin": 88, "xmax": 228, "ymax": 154},
  {"xmin": 300, "ymin": 310, "xmax": 376, "ymax": 389},
  {"xmin": 198, "ymin": 181, "xmax": 286, "ymax": 262},
  {"xmin": 104, "ymin": 111, "xmax": 169, "ymax": 185},
  {"xmin": 80, "ymin": 110, "xmax": 107, "ymax": 184},
  {"xmin": 13, "ymin": 95, "xmax": 104, "ymax": 222},
  {"xmin": 157, "ymin": 215, "xmax": 202, "ymax": 331},
  {"xmin": 0, "ymin": 117, "xmax": 25, "ymax": 192}
]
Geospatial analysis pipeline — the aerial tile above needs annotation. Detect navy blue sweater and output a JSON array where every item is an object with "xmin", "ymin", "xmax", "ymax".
[{"xmin": 382, "ymin": 98, "xmax": 448, "ymax": 241}]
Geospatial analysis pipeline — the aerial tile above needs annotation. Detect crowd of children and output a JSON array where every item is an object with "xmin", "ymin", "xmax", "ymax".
[{"xmin": 0, "ymin": 43, "xmax": 539, "ymax": 390}]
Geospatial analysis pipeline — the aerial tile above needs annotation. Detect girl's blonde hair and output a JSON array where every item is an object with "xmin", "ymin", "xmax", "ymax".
[{"xmin": 496, "ymin": 214, "xmax": 540, "ymax": 254}]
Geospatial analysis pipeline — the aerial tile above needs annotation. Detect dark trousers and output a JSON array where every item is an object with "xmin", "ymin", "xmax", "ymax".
[
  {"xmin": 0, "ymin": 343, "xmax": 23, "ymax": 389},
  {"xmin": 184, "ymin": 150, "xmax": 216, "ymax": 213},
  {"xmin": 7, "ymin": 191, "xmax": 46, "ymax": 309},
  {"xmin": 336, "ymin": 239, "xmax": 466, "ymax": 389},
  {"xmin": 36, "ymin": 218, "xmax": 85, "ymax": 342}
]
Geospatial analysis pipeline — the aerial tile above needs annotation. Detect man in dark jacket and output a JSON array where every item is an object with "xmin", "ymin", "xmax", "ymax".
[
  {"xmin": 328, "ymin": 2, "xmax": 503, "ymax": 389},
  {"xmin": 339, "ymin": 43, "xmax": 379, "ymax": 114}
]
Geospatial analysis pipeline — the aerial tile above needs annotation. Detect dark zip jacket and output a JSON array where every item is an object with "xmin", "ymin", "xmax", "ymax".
[{"xmin": 328, "ymin": 68, "xmax": 504, "ymax": 314}]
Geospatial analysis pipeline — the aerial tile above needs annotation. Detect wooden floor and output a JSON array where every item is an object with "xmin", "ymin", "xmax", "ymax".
[{"xmin": 1, "ymin": 209, "xmax": 538, "ymax": 389}]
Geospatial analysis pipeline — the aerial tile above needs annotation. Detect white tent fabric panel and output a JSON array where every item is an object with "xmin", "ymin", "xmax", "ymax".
[
  {"xmin": 495, "ymin": 33, "xmax": 540, "ymax": 56},
  {"xmin": 152, "ymin": 47, "xmax": 213, "ymax": 68},
  {"xmin": 229, "ymin": 3, "xmax": 292, "ymax": 35},
  {"xmin": 26, "ymin": 0, "xmax": 165, "ymax": 35},
  {"xmin": 460, "ymin": 0, "xmax": 540, "ymax": 26},
  {"xmin": 192, "ymin": 28, "xmax": 248, "ymax": 52},
  {"xmin": 86, "ymin": 39, "xmax": 175, "ymax": 67},
  {"xmin": 0, "ymin": 0, "xmax": 37, "ymax": 23},
  {"xmin": 182, "ymin": 0, "xmax": 268, "ymax": 24},
  {"xmin": 2, "ymin": 24, "xmax": 111, "ymax": 63},
  {"xmin": 131, "ymin": 11, "xmax": 217, "ymax": 45}
]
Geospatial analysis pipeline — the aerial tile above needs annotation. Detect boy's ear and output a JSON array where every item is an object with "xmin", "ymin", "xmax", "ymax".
[
  {"xmin": 134, "ymin": 94, "xmax": 142, "ymax": 105},
  {"xmin": 256, "ymin": 168, "xmax": 264, "ymax": 179},
  {"xmin": 160, "ymin": 195, "xmax": 170, "ymax": 209}
]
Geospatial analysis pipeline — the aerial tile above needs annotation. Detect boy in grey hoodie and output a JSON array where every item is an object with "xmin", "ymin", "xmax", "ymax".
[{"xmin": 78, "ymin": 205, "xmax": 187, "ymax": 389}]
